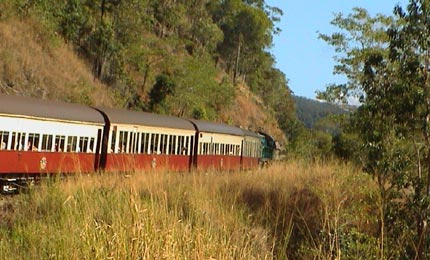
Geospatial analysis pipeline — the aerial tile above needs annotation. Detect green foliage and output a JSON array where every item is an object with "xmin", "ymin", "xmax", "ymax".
[
  {"xmin": 66, "ymin": 78, "xmax": 94, "ymax": 105},
  {"xmin": 149, "ymin": 73, "xmax": 175, "ymax": 111},
  {"xmin": 319, "ymin": 2, "xmax": 430, "ymax": 258},
  {"xmin": 156, "ymin": 55, "xmax": 235, "ymax": 120},
  {"xmin": 286, "ymin": 120, "xmax": 334, "ymax": 161},
  {"xmin": 3, "ymin": 0, "xmax": 296, "ymax": 147}
]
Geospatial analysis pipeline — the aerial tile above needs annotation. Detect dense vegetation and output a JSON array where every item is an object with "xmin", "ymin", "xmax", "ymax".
[
  {"xmin": 318, "ymin": 0, "xmax": 430, "ymax": 258},
  {"xmin": 0, "ymin": 0, "xmax": 296, "ymax": 139}
]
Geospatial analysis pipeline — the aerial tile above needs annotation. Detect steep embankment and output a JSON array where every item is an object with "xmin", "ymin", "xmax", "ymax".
[
  {"xmin": 223, "ymin": 84, "xmax": 286, "ymax": 142},
  {"xmin": 0, "ymin": 19, "xmax": 113, "ymax": 106},
  {"xmin": 0, "ymin": 18, "xmax": 284, "ymax": 141}
]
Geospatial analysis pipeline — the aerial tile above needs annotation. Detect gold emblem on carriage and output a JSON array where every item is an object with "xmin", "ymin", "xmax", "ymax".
[{"xmin": 40, "ymin": 157, "xmax": 47, "ymax": 170}]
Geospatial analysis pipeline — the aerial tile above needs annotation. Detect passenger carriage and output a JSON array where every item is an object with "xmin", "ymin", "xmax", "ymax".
[
  {"xmin": 241, "ymin": 129, "xmax": 263, "ymax": 169},
  {"xmin": 96, "ymin": 107, "xmax": 196, "ymax": 172},
  {"xmin": 0, "ymin": 93, "xmax": 271, "ymax": 192},
  {"xmin": 190, "ymin": 119, "xmax": 244, "ymax": 171},
  {"xmin": 0, "ymin": 94, "xmax": 104, "ymax": 182}
]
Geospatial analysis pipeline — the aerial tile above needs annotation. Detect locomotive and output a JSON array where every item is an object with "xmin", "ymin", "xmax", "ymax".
[{"xmin": 0, "ymin": 93, "xmax": 273, "ymax": 193}]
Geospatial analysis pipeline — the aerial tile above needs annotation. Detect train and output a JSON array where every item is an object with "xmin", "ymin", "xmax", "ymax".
[{"xmin": 0, "ymin": 93, "xmax": 276, "ymax": 193}]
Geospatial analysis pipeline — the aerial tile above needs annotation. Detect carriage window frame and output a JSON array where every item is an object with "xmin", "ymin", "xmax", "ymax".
[
  {"xmin": 41, "ymin": 134, "xmax": 53, "ymax": 151},
  {"xmin": 54, "ymin": 135, "xmax": 66, "ymax": 152},
  {"xmin": 0, "ymin": 131, "xmax": 9, "ymax": 150}
]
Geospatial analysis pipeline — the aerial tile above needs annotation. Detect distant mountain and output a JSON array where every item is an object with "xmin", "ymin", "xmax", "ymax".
[{"xmin": 293, "ymin": 96, "xmax": 354, "ymax": 128}]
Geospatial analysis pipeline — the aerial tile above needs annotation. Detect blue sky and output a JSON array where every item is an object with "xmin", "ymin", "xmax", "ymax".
[{"xmin": 266, "ymin": 0, "xmax": 408, "ymax": 99}]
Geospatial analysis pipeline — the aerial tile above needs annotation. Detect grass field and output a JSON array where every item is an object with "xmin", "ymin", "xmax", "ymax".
[{"xmin": 0, "ymin": 161, "xmax": 379, "ymax": 259}]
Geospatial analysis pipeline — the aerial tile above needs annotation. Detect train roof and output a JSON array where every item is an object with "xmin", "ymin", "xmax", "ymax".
[
  {"xmin": 96, "ymin": 107, "xmax": 195, "ymax": 130},
  {"xmin": 241, "ymin": 128, "xmax": 261, "ymax": 139},
  {"xmin": 0, "ymin": 93, "xmax": 105, "ymax": 124},
  {"xmin": 189, "ymin": 119, "xmax": 244, "ymax": 136}
]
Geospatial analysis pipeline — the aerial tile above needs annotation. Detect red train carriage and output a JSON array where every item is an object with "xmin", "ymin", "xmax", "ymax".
[
  {"xmin": 190, "ymin": 119, "xmax": 244, "ymax": 171},
  {"xmin": 0, "ymin": 94, "xmax": 104, "ymax": 182},
  {"xmin": 241, "ymin": 129, "xmax": 263, "ymax": 170},
  {"xmin": 96, "ymin": 107, "xmax": 196, "ymax": 172},
  {"xmin": 0, "ymin": 93, "xmax": 267, "ymax": 192}
]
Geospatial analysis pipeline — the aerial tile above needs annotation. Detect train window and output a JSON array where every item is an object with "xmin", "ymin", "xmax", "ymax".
[
  {"xmin": 66, "ymin": 136, "xmax": 78, "ymax": 152},
  {"xmin": 149, "ymin": 134, "xmax": 154, "ymax": 154},
  {"xmin": 150, "ymin": 134, "xmax": 159, "ymax": 154},
  {"xmin": 203, "ymin": 143, "xmax": 209, "ymax": 155},
  {"xmin": 135, "ymin": 133, "xmax": 141, "ymax": 154},
  {"xmin": 133, "ymin": 132, "xmax": 139, "ymax": 154},
  {"xmin": 55, "ymin": 135, "xmax": 65, "ymax": 152},
  {"xmin": 27, "ymin": 133, "xmax": 40, "ymax": 151},
  {"xmin": 139, "ymin": 133, "xmax": 144, "ymax": 154},
  {"xmin": 110, "ymin": 129, "xmax": 117, "ymax": 153},
  {"xmin": 250, "ymin": 142, "xmax": 253, "ymax": 156},
  {"xmin": 79, "ymin": 137, "xmax": 89, "ymax": 153},
  {"xmin": 136, "ymin": 133, "xmax": 141, "ymax": 153},
  {"xmin": 146, "ymin": 133, "xmax": 151, "ymax": 154},
  {"xmin": 245, "ymin": 142, "xmax": 249, "ymax": 157},
  {"xmin": 41, "ymin": 134, "xmax": 53, "ymax": 151},
  {"xmin": 128, "ymin": 132, "xmax": 135, "ymax": 154},
  {"xmin": 158, "ymin": 134, "xmax": 166, "ymax": 154},
  {"xmin": 126, "ymin": 131, "xmax": 131, "ymax": 153},
  {"xmin": 89, "ymin": 138, "xmax": 95, "ymax": 153},
  {"xmin": 169, "ymin": 135, "xmax": 175, "ymax": 155},
  {"xmin": 177, "ymin": 136, "xmax": 184, "ymax": 155},
  {"xmin": 127, "ymin": 132, "xmax": 137, "ymax": 153},
  {"xmin": 0, "ymin": 131, "xmax": 9, "ymax": 150},
  {"xmin": 160, "ymin": 134, "xmax": 167, "ymax": 154},
  {"xmin": 10, "ymin": 132, "xmax": 25, "ymax": 150},
  {"xmin": 190, "ymin": 136, "xmax": 194, "ymax": 155},
  {"xmin": 119, "ymin": 131, "xmax": 128, "ymax": 153},
  {"xmin": 185, "ymin": 136, "xmax": 190, "ymax": 155},
  {"xmin": 141, "ymin": 133, "xmax": 149, "ymax": 154}
]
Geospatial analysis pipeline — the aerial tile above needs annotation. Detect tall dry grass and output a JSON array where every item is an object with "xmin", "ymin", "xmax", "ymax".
[{"xmin": 0, "ymin": 160, "xmax": 379, "ymax": 259}]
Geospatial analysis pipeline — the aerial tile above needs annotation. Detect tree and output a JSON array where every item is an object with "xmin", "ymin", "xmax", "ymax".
[
  {"xmin": 149, "ymin": 73, "xmax": 175, "ymax": 111},
  {"xmin": 319, "ymin": 3, "xmax": 430, "ymax": 258}
]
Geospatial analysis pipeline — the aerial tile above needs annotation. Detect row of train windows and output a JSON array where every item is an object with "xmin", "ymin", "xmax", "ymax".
[
  {"xmin": 199, "ymin": 143, "xmax": 241, "ymax": 156},
  {"xmin": 0, "ymin": 131, "xmax": 96, "ymax": 153},
  {"xmin": 110, "ymin": 130, "xmax": 193, "ymax": 155},
  {"xmin": 243, "ymin": 141, "xmax": 262, "ymax": 158}
]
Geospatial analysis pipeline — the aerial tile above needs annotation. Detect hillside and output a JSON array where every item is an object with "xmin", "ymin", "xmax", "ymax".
[
  {"xmin": 0, "ymin": 19, "xmax": 113, "ymax": 106},
  {"xmin": 294, "ymin": 96, "xmax": 353, "ymax": 129},
  {"xmin": 0, "ymin": 1, "xmax": 293, "ymax": 143}
]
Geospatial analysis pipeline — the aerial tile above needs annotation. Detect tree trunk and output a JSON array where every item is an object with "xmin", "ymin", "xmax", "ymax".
[{"xmin": 233, "ymin": 35, "xmax": 242, "ymax": 84}]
